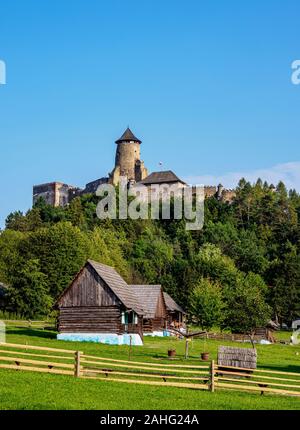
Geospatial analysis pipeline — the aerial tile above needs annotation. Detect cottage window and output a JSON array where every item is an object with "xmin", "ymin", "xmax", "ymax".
[
  {"xmin": 121, "ymin": 311, "xmax": 126, "ymax": 324},
  {"xmin": 121, "ymin": 311, "xmax": 138, "ymax": 325}
]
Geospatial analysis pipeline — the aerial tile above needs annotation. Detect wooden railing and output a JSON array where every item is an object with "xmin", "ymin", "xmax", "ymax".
[
  {"xmin": 212, "ymin": 362, "xmax": 300, "ymax": 396},
  {"xmin": 80, "ymin": 352, "xmax": 211, "ymax": 390},
  {"xmin": 0, "ymin": 342, "xmax": 82, "ymax": 376},
  {"xmin": 3, "ymin": 320, "xmax": 55, "ymax": 329},
  {"xmin": 0, "ymin": 342, "xmax": 299, "ymax": 397}
]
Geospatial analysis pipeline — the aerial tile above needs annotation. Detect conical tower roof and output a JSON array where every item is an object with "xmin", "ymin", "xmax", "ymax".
[{"xmin": 115, "ymin": 127, "xmax": 142, "ymax": 144}]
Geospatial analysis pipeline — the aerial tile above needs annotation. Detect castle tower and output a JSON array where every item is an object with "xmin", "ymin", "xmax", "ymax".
[{"xmin": 110, "ymin": 127, "xmax": 148, "ymax": 185}]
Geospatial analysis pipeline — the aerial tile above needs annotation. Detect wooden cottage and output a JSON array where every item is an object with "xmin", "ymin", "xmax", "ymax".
[
  {"xmin": 163, "ymin": 292, "xmax": 186, "ymax": 328},
  {"xmin": 56, "ymin": 260, "xmax": 144, "ymax": 345},
  {"xmin": 130, "ymin": 285, "xmax": 167, "ymax": 335}
]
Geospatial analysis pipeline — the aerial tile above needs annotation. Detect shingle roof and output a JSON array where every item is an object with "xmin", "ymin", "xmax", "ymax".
[
  {"xmin": 88, "ymin": 260, "xmax": 143, "ymax": 315},
  {"xmin": 115, "ymin": 127, "xmax": 141, "ymax": 144},
  {"xmin": 139, "ymin": 170, "xmax": 186, "ymax": 185},
  {"xmin": 130, "ymin": 285, "xmax": 164, "ymax": 319},
  {"xmin": 163, "ymin": 292, "xmax": 186, "ymax": 314}
]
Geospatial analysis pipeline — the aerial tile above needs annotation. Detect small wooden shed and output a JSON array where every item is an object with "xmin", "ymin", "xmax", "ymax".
[
  {"xmin": 163, "ymin": 292, "xmax": 186, "ymax": 327},
  {"xmin": 56, "ymin": 260, "xmax": 144, "ymax": 345},
  {"xmin": 130, "ymin": 285, "xmax": 167, "ymax": 334},
  {"xmin": 218, "ymin": 346, "xmax": 257, "ymax": 370}
]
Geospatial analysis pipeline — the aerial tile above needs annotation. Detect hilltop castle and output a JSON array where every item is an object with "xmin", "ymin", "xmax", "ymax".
[{"xmin": 33, "ymin": 127, "xmax": 236, "ymax": 206}]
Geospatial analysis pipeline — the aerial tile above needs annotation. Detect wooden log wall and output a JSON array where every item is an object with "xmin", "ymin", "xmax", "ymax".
[
  {"xmin": 58, "ymin": 306, "xmax": 122, "ymax": 333},
  {"xmin": 143, "ymin": 319, "xmax": 153, "ymax": 333}
]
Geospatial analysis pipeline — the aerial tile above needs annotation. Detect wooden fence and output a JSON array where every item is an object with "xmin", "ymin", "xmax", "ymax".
[
  {"xmin": 80, "ymin": 353, "xmax": 211, "ymax": 390},
  {"xmin": 0, "ymin": 342, "xmax": 300, "ymax": 397},
  {"xmin": 213, "ymin": 362, "xmax": 300, "ymax": 396},
  {"xmin": 0, "ymin": 342, "xmax": 81, "ymax": 376},
  {"xmin": 3, "ymin": 320, "xmax": 54, "ymax": 329}
]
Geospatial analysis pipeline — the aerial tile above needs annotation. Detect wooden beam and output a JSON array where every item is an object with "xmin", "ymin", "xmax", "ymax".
[
  {"xmin": 81, "ymin": 359, "xmax": 209, "ymax": 375},
  {"xmin": 82, "ymin": 368, "xmax": 209, "ymax": 381},
  {"xmin": 0, "ymin": 349, "xmax": 74, "ymax": 361},
  {"xmin": 215, "ymin": 369, "xmax": 300, "ymax": 383},
  {"xmin": 0, "ymin": 363, "xmax": 73, "ymax": 376},
  {"xmin": 215, "ymin": 377, "xmax": 300, "ymax": 390},
  {"xmin": 74, "ymin": 351, "xmax": 81, "ymax": 378},
  {"xmin": 82, "ymin": 375, "xmax": 210, "ymax": 390},
  {"xmin": 82, "ymin": 354, "xmax": 209, "ymax": 369},
  {"xmin": 0, "ymin": 356, "xmax": 74, "ymax": 369},
  {"xmin": 210, "ymin": 360, "xmax": 215, "ymax": 392},
  {"xmin": 215, "ymin": 364, "xmax": 300, "ymax": 377},
  {"xmin": 0, "ymin": 342, "xmax": 81, "ymax": 354},
  {"xmin": 215, "ymin": 382, "xmax": 300, "ymax": 396}
]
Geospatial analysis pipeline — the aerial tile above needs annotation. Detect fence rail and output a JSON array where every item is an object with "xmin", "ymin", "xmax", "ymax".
[
  {"xmin": 213, "ymin": 363, "xmax": 300, "ymax": 396},
  {"xmin": 80, "ymin": 351, "xmax": 210, "ymax": 390},
  {"xmin": 0, "ymin": 342, "xmax": 82, "ymax": 377},
  {"xmin": 0, "ymin": 342, "xmax": 299, "ymax": 397}
]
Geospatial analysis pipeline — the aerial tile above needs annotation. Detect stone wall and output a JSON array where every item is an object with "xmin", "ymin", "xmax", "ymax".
[
  {"xmin": 204, "ymin": 186, "xmax": 217, "ymax": 198},
  {"xmin": 33, "ymin": 182, "xmax": 80, "ymax": 207}
]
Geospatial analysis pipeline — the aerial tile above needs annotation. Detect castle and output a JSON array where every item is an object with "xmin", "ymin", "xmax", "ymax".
[{"xmin": 33, "ymin": 127, "xmax": 236, "ymax": 206}]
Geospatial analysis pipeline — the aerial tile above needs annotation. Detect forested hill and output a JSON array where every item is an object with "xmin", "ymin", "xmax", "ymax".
[{"xmin": 1, "ymin": 178, "xmax": 300, "ymax": 326}]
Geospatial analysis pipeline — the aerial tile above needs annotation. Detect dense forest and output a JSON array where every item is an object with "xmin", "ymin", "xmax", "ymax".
[{"xmin": 1, "ymin": 178, "xmax": 300, "ymax": 331}]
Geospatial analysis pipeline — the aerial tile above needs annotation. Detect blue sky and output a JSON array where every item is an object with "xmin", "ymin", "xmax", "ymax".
[{"xmin": 0, "ymin": 0, "xmax": 300, "ymax": 227}]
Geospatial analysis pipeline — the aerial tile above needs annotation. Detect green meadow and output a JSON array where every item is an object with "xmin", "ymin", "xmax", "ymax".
[{"xmin": 0, "ymin": 325, "xmax": 299, "ymax": 410}]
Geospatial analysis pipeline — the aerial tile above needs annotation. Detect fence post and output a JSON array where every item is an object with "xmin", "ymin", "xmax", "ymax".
[
  {"xmin": 210, "ymin": 360, "xmax": 215, "ymax": 392},
  {"xmin": 74, "ymin": 351, "xmax": 81, "ymax": 378}
]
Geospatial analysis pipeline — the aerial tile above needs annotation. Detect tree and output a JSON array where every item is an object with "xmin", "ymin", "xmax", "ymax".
[
  {"xmin": 88, "ymin": 226, "xmax": 132, "ymax": 281},
  {"xmin": 267, "ymin": 242, "xmax": 300, "ymax": 326},
  {"xmin": 24, "ymin": 222, "xmax": 91, "ymax": 297},
  {"xmin": 66, "ymin": 197, "xmax": 86, "ymax": 229},
  {"xmin": 131, "ymin": 227, "xmax": 174, "ymax": 284},
  {"xmin": 194, "ymin": 243, "xmax": 239, "ymax": 289},
  {"xmin": 6, "ymin": 259, "xmax": 52, "ymax": 318},
  {"xmin": 189, "ymin": 278, "xmax": 224, "ymax": 331},
  {"xmin": 5, "ymin": 211, "xmax": 27, "ymax": 231},
  {"xmin": 222, "ymin": 273, "xmax": 271, "ymax": 346}
]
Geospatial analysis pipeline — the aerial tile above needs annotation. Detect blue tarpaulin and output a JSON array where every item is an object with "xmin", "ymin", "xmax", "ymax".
[{"xmin": 57, "ymin": 333, "xmax": 143, "ymax": 346}]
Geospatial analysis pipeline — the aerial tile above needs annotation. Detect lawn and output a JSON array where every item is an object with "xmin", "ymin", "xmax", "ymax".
[{"xmin": 0, "ymin": 325, "xmax": 300, "ymax": 410}]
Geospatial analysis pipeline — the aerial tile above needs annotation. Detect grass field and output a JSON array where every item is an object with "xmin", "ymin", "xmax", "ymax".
[{"xmin": 0, "ymin": 325, "xmax": 300, "ymax": 410}]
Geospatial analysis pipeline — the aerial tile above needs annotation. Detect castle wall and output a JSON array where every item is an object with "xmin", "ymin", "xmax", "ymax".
[
  {"xmin": 33, "ymin": 183, "xmax": 56, "ymax": 206},
  {"xmin": 33, "ymin": 182, "xmax": 79, "ymax": 207},
  {"xmin": 204, "ymin": 186, "xmax": 217, "ymax": 198}
]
